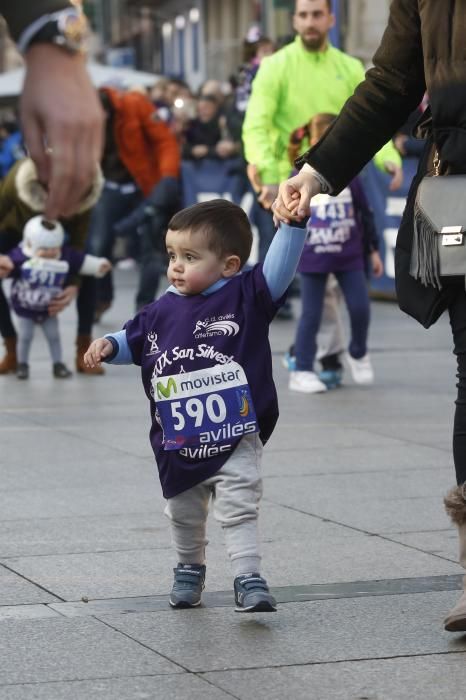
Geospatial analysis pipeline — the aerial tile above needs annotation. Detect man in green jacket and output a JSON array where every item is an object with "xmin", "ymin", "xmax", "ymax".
[
  {"xmin": 242, "ymin": 0, "xmax": 401, "ymax": 380},
  {"xmin": 243, "ymin": 0, "xmax": 402, "ymax": 207}
]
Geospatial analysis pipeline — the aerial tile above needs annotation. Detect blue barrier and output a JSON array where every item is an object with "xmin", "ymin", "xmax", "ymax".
[
  {"xmin": 181, "ymin": 158, "xmax": 248, "ymax": 207},
  {"xmin": 360, "ymin": 157, "xmax": 419, "ymax": 298}
]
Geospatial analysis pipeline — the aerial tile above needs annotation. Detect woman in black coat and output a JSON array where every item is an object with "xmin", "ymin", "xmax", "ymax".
[{"xmin": 274, "ymin": 0, "xmax": 466, "ymax": 633}]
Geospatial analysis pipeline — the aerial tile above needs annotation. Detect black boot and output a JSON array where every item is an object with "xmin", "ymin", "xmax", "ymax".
[
  {"xmin": 53, "ymin": 362, "xmax": 72, "ymax": 379},
  {"xmin": 16, "ymin": 363, "xmax": 29, "ymax": 380}
]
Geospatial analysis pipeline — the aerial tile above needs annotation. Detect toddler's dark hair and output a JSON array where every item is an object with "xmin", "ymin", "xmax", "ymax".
[{"xmin": 168, "ymin": 199, "xmax": 253, "ymax": 267}]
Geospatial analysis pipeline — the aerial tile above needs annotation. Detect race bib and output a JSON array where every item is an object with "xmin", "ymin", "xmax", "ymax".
[
  {"xmin": 152, "ymin": 361, "xmax": 258, "ymax": 451},
  {"xmin": 12, "ymin": 258, "xmax": 70, "ymax": 312}
]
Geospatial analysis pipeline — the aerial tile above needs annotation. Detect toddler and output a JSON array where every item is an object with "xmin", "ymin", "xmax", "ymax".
[
  {"xmin": 84, "ymin": 198, "xmax": 308, "ymax": 612},
  {"xmin": 0, "ymin": 216, "xmax": 111, "ymax": 379},
  {"xmin": 288, "ymin": 113, "xmax": 383, "ymax": 393}
]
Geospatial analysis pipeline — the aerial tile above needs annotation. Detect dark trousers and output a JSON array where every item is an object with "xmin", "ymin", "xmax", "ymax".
[
  {"xmin": 448, "ymin": 286, "xmax": 466, "ymax": 485},
  {"xmin": 87, "ymin": 186, "xmax": 141, "ymax": 304},
  {"xmin": 295, "ymin": 269, "xmax": 370, "ymax": 372},
  {"xmin": 250, "ymin": 197, "xmax": 276, "ymax": 263},
  {"xmin": 135, "ymin": 214, "xmax": 168, "ymax": 310}
]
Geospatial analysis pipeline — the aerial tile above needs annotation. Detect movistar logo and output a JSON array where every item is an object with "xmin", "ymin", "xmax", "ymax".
[{"xmin": 156, "ymin": 377, "xmax": 177, "ymax": 399}]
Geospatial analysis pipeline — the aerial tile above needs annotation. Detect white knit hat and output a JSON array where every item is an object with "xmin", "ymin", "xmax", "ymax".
[{"xmin": 22, "ymin": 216, "xmax": 65, "ymax": 257}]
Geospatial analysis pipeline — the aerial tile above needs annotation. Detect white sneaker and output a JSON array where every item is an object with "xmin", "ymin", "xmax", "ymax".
[
  {"xmin": 346, "ymin": 353, "xmax": 374, "ymax": 385},
  {"xmin": 289, "ymin": 371, "xmax": 327, "ymax": 394}
]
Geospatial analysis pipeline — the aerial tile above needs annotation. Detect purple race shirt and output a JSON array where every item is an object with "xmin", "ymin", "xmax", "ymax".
[
  {"xmin": 298, "ymin": 180, "xmax": 365, "ymax": 274},
  {"xmin": 124, "ymin": 264, "xmax": 282, "ymax": 498},
  {"xmin": 8, "ymin": 245, "xmax": 85, "ymax": 322}
]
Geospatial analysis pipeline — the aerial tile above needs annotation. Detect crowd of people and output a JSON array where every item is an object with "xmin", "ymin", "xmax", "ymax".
[{"xmin": 5, "ymin": 0, "xmax": 466, "ymax": 631}]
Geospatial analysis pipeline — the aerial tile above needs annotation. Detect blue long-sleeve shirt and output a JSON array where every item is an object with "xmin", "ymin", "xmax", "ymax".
[{"xmin": 106, "ymin": 221, "xmax": 307, "ymax": 363}]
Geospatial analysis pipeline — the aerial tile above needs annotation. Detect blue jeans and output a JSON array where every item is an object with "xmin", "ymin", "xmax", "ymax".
[
  {"xmin": 295, "ymin": 270, "xmax": 370, "ymax": 372},
  {"xmin": 87, "ymin": 186, "xmax": 141, "ymax": 304}
]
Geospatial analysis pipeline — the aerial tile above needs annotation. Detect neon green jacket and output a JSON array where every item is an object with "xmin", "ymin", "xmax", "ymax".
[{"xmin": 242, "ymin": 36, "xmax": 401, "ymax": 184}]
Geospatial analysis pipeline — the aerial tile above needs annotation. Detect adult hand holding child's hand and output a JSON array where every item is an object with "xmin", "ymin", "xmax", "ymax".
[
  {"xmin": 273, "ymin": 168, "xmax": 322, "ymax": 225},
  {"xmin": 84, "ymin": 338, "xmax": 114, "ymax": 369}
]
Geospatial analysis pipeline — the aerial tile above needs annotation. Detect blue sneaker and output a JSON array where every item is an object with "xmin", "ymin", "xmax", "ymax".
[
  {"xmin": 234, "ymin": 573, "xmax": 277, "ymax": 613},
  {"xmin": 169, "ymin": 563, "xmax": 206, "ymax": 608},
  {"xmin": 282, "ymin": 352, "xmax": 296, "ymax": 371},
  {"xmin": 318, "ymin": 368, "xmax": 343, "ymax": 389}
]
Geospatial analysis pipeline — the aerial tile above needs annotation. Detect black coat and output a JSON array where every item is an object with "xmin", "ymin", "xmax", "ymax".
[{"xmin": 299, "ymin": 0, "xmax": 466, "ymax": 327}]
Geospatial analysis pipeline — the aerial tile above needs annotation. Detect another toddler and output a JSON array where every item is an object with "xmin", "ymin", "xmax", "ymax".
[
  {"xmin": 288, "ymin": 113, "xmax": 383, "ymax": 393},
  {"xmin": 0, "ymin": 216, "xmax": 111, "ymax": 379}
]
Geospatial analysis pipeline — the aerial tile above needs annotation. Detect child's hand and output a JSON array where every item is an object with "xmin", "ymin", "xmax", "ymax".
[
  {"xmin": 84, "ymin": 337, "xmax": 114, "ymax": 369},
  {"xmin": 0, "ymin": 255, "xmax": 13, "ymax": 278},
  {"xmin": 98, "ymin": 259, "xmax": 112, "ymax": 276},
  {"xmin": 371, "ymin": 251, "xmax": 384, "ymax": 278}
]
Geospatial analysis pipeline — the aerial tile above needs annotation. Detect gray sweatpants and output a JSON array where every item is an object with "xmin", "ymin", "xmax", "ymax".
[
  {"xmin": 164, "ymin": 434, "xmax": 263, "ymax": 577},
  {"xmin": 17, "ymin": 316, "xmax": 63, "ymax": 364},
  {"xmin": 316, "ymin": 274, "xmax": 346, "ymax": 360}
]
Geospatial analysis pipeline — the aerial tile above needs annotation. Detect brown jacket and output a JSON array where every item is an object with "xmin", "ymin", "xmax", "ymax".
[{"xmin": 103, "ymin": 88, "xmax": 180, "ymax": 197}]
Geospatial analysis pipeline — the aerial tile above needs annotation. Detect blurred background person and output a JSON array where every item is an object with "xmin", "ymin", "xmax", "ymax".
[
  {"xmin": 182, "ymin": 94, "xmax": 240, "ymax": 162},
  {"xmin": 88, "ymin": 86, "xmax": 180, "ymax": 319},
  {"xmin": 0, "ymin": 157, "xmax": 103, "ymax": 375}
]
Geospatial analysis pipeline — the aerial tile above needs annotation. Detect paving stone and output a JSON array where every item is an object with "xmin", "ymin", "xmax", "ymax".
[
  {"xmin": 263, "ymin": 443, "xmax": 451, "ymax": 477},
  {"xmin": 0, "ymin": 617, "xmax": 180, "ymax": 684},
  {"xmin": 201, "ymin": 652, "xmax": 466, "ymax": 700},
  {"xmin": 0, "ymin": 675, "xmax": 231, "ymax": 700},
  {"xmin": 5, "ymin": 527, "xmax": 461, "ymax": 601},
  {"xmin": 98, "ymin": 591, "xmax": 466, "ymax": 673},
  {"xmin": 0, "ymin": 483, "xmax": 162, "ymax": 521},
  {"xmin": 264, "ymin": 476, "xmax": 454, "ymax": 534},
  {"xmin": 0, "ymin": 564, "xmax": 58, "ymax": 606}
]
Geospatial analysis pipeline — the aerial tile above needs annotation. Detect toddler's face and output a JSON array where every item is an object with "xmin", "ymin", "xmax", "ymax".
[
  {"xmin": 35, "ymin": 247, "xmax": 61, "ymax": 259},
  {"xmin": 166, "ymin": 228, "xmax": 228, "ymax": 295}
]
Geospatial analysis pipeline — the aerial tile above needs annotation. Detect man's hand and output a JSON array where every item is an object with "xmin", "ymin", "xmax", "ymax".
[
  {"xmin": 48, "ymin": 285, "xmax": 78, "ymax": 317},
  {"xmin": 384, "ymin": 161, "xmax": 403, "ymax": 192},
  {"xmin": 394, "ymin": 134, "xmax": 408, "ymax": 157},
  {"xmin": 20, "ymin": 44, "xmax": 104, "ymax": 220},
  {"xmin": 192, "ymin": 145, "xmax": 208, "ymax": 159},
  {"xmin": 273, "ymin": 170, "xmax": 322, "ymax": 225},
  {"xmin": 98, "ymin": 260, "xmax": 112, "ymax": 277},
  {"xmin": 246, "ymin": 163, "xmax": 262, "ymax": 194},
  {"xmin": 84, "ymin": 337, "xmax": 114, "ymax": 369},
  {"xmin": 0, "ymin": 255, "xmax": 13, "ymax": 278},
  {"xmin": 258, "ymin": 184, "xmax": 279, "ymax": 210},
  {"xmin": 215, "ymin": 140, "xmax": 236, "ymax": 158},
  {"xmin": 370, "ymin": 251, "xmax": 384, "ymax": 278}
]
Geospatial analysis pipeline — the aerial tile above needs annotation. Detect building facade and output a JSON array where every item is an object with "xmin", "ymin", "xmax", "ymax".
[{"xmin": 83, "ymin": 0, "xmax": 392, "ymax": 90}]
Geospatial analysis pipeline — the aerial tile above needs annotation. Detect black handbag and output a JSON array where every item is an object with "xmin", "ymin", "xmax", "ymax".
[{"xmin": 410, "ymin": 151, "xmax": 466, "ymax": 289}]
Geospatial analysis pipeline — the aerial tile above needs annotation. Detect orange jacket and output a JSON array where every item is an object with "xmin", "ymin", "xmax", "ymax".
[{"xmin": 103, "ymin": 88, "xmax": 180, "ymax": 196}]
